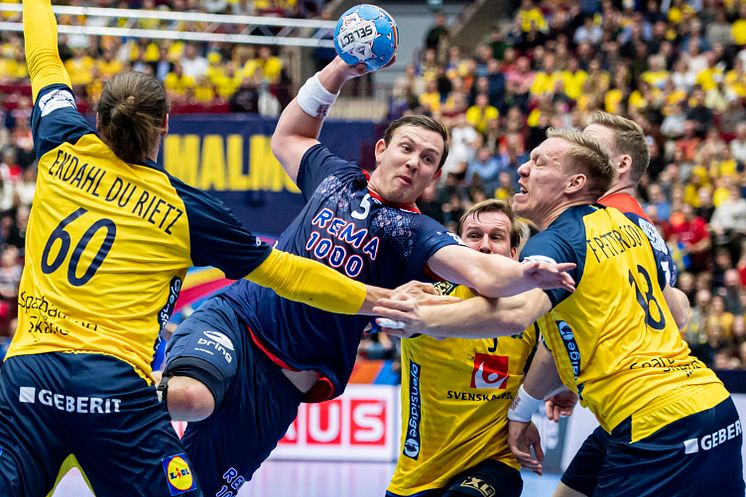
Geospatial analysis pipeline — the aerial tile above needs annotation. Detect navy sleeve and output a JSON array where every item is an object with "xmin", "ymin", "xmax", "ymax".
[
  {"xmin": 626, "ymin": 213, "xmax": 678, "ymax": 288},
  {"xmin": 406, "ymin": 215, "xmax": 464, "ymax": 279},
  {"xmin": 297, "ymin": 144, "xmax": 360, "ymax": 200},
  {"xmin": 170, "ymin": 176, "xmax": 271, "ymax": 280},
  {"xmin": 519, "ymin": 230, "xmax": 581, "ymax": 307},
  {"xmin": 31, "ymin": 84, "xmax": 96, "ymax": 159}
]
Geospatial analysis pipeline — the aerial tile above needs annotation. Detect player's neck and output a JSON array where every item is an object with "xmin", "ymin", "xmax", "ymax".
[
  {"xmin": 539, "ymin": 198, "xmax": 594, "ymax": 230},
  {"xmin": 602, "ymin": 184, "xmax": 636, "ymax": 199}
]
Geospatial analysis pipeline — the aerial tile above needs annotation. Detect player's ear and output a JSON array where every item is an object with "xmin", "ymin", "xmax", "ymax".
[
  {"xmin": 566, "ymin": 173, "xmax": 586, "ymax": 194},
  {"xmin": 161, "ymin": 114, "xmax": 169, "ymax": 136},
  {"xmin": 374, "ymin": 138, "xmax": 387, "ymax": 165},
  {"xmin": 431, "ymin": 168, "xmax": 443, "ymax": 184}
]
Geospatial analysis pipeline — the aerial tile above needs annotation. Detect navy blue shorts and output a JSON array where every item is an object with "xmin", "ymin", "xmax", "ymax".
[
  {"xmin": 386, "ymin": 459, "xmax": 522, "ymax": 497},
  {"xmin": 0, "ymin": 352, "xmax": 201, "ymax": 497},
  {"xmin": 560, "ymin": 425, "xmax": 606, "ymax": 495},
  {"xmin": 563, "ymin": 397, "xmax": 744, "ymax": 497},
  {"xmin": 164, "ymin": 297, "xmax": 304, "ymax": 496}
]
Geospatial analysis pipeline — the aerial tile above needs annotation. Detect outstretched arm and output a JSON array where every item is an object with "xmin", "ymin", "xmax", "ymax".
[
  {"xmin": 426, "ymin": 245, "xmax": 575, "ymax": 299},
  {"xmin": 374, "ymin": 288, "xmax": 554, "ymax": 338},
  {"xmin": 23, "ymin": 0, "xmax": 72, "ymax": 102},
  {"xmin": 271, "ymin": 57, "xmax": 368, "ymax": 183},
  {"xmin": 245, "ymin": 248, "xmax": 391, "ymax": 316}
]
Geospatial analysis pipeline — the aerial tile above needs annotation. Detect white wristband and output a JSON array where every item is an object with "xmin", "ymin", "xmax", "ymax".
[
  {"xmin": 508, "ymin": 384, "xmax": 543, "ymax": 422},
  {"xmin": 296, "ymin": 73, "xmax": 339, "ymax": 119}
]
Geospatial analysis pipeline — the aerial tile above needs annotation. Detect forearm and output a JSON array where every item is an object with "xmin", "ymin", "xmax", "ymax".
[
  {"xmin": 523, "ymin": 343, "xmax": 565, "ymax": 399},
  {"xmin": 421, "ymin": 289, "xmax": 549, "ymax": 338},
  {"xmin": 664, "ymin": 284, "xmax": 690, "ymax": 329},
  {"xmin": 23, "ymin": 0, "xmax": 72, "ymax": 102},
  {"xmin": 245, "ymin": 249, "xmax": 383, "ymax": 315},
  {"xmin": 428, "ymin": 246, "xmax": 527, "ymax": 298}
]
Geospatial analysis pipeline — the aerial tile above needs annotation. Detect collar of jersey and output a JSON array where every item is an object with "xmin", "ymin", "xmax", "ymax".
[
  {"xmin": 361, "ymin": 169, "xmax": 421, "ymax": 214},
  {"xmin": 142, "ymin": 158, "xmax": 166, "ymax": 172}
]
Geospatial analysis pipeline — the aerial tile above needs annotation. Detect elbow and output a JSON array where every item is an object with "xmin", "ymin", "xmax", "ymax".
[
  {"xmin": 469, "ymin": 274, "xmax": 507, "ymax": 299},
  {"xmin": 270, "ymin": 134, "xmax": 285, "ymax": 161},
  {"xmin": 674, "ymin": 309, "xmax": 689, "ymax": 330}
]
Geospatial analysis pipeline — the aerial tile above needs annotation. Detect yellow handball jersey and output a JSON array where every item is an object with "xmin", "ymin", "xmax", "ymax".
[
  {"xmin": 521, "ymin": 205, "xmax": 728, "ymax": 443},
  {"xmin": 388, "ymin": 282, "xmax": 537, "ymax": 496},
  {"xmin": 6, "ymin": 83, "xmax": 272, "ymax": 381}
]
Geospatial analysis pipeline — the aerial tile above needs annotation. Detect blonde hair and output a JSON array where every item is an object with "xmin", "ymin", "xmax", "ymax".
[
  {"xmin": 589, "ymin": 111, "xmax": 649, "ymax": 182},
  {"xmin": 546, "ymin": 127, "xmax": 614, "ymax": 199}
]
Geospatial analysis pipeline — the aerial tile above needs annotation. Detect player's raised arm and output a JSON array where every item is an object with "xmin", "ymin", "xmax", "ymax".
[
  {"xmin": 23, "ymin": 0, "xmax": 72, "ymax": 102},
  {"xmin": 271, "ymin": 57, "xmax": 368, "ymax": 183}
]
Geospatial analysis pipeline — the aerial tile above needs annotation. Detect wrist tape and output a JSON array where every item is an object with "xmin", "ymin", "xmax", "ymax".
[
  {"xmin": 508, "ymin": 384, "xmax": 543, "ymax": 422},
  {"xmin": 296, "ymin": 73, "xmax": 338, "ymax": 119}
]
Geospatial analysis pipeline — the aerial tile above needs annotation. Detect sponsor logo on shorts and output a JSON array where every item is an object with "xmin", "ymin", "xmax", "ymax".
[
  {"xmin": 460, "ymin": 476, "xmax": 496, "ymax": 497},
  {"xmin": 403, "ymin": 360, "xmax": 421, "ymax": 460},
  {"xmin": 162, "ymin": 453, "xmax": 197, "ymax": 495},
  {"xmin": 196, "ymin": 330, "xmax": 234, "ymax": 363},
  {"xmin": 470, "ymin": 354, "xmax": 509, "ymax": 389},
  {"xmin": 683, "ymin": 420, "xmax": 742, "ymax": 454},
  {"xmin": 18, "ymin": 386, "xmax": 121, "ymax": 414}
]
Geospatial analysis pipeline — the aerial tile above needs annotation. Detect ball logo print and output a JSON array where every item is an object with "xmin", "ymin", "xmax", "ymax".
[{"xmin": 334, "ymin": 4, "xmax": 398, "ymax": 72}]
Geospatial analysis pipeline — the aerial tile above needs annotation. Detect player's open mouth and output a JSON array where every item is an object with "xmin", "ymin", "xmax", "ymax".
[{"xmin": 396, "ymin": 176, "xmax": 413, "ymax": 185}]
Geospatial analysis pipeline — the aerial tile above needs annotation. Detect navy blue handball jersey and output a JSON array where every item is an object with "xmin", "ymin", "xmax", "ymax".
[{"xmin": 220, "ymin": 144, "xmax": 460, "ymax": 401}]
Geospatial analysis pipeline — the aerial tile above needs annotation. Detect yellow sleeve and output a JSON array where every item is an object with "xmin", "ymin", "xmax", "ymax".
[
  {"xmin": 245, "ymin": 249, "xmax": 366, "ymax": 315},
  {"xmin": 23, "ymin": 0, "xmax": 72, "ymax": 102}
]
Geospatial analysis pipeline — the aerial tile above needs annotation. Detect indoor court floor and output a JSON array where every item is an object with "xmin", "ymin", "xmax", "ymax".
[{"xmin": 53, "ymin": 460, "xmax": 562, "ymax": 496}]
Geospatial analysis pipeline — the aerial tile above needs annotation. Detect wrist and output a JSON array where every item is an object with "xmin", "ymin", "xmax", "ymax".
[
  {"xmin": 296, "ymin": 72, "xmax": 339, "ymax": 119},
  {"xmin": 508, "ymin": 384, "xmax": 543, "ymax": 422}
]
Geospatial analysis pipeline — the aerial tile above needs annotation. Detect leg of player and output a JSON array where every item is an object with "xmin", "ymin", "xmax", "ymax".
[
  {"xmin": 164, "ymin": 376, "xmax": 215, "ymax": 422},
  {"xmin": 553, "ymin": 482, "xmax": 589, "ymax": 497},
  {"xmin": 439, "ymin": 460, "xmax": 523, "ymax": 497},
  {"xmin": 553, "ymin": 426, "xmax": 608, "ymax": 497}
]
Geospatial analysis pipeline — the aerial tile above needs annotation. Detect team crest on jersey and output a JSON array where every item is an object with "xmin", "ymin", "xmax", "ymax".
[
  {"xmin": 432, "ymin": 281, "xmax": 456, "ymax": 296},
  {"xmin": 470, "ymin": 354, "xmax": 509, "ymax": 389},
  {"xmin": 161, "ymin": 454, "xmax": 197, "ymax": 495},
  {"xmin": 459, "ymin": 476, "xmax": 496, "ymax": 497}
]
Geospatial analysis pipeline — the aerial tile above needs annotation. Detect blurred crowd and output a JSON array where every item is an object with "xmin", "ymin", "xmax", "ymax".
[
  {"xmin": 377, "ymin": 0, "xmax": 746, "ymax": 371},
  {"xmin": 2, "ymin": 0, "xmax": 746, "ymax": 371},
  {"xmin": 0, "ymin": 0, "xmax": 333, "ymax": 115}
]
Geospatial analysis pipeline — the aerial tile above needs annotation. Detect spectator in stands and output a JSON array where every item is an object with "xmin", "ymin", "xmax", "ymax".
[
  {"xmin": 466, "ymin": 93, "xmax": 498, "ymax": 135},
  {"xmin": 424, "ymin": 10, "xmax": 449, "ymax": 56},
  {"xmin": 181, "ymin": 42, "xmax": 208, "ymax": 79},
  {"xmin": 466, "ymin": 145, "xmax": 501, "ymax": 193}
]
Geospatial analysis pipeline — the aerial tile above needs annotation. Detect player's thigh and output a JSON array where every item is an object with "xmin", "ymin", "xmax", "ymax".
[
  {"xmin": 72, "ymin": 372, "xmax": 202, "ymax": 497},
  {"xmin": 441, "ymin": 459, "xmax": 522, "ymax": 497},
  {"xmin": 164, "ymin": 297, "xmax": 242, "ymax": 411},
  {"xmin": 179, "ymin": 334, "xmax": 304, "ymax": 495},
  {"xmin": 558, "ymin": 425, "xmax": 608, "ymax": 497},
  {"xmin": 0, "ymin": 355, "xmax": 70, "ymax": 497},
  {"xmin": 596, "ymin": 398, "xmax": 744, "ymax": 497},
  {"xmin": 553, "ymin": 481, "xmax": 589, "ymax": 497}
]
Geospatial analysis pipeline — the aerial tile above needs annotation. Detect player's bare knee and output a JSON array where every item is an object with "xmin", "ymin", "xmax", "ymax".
[
  {"xmin": 166, "ymin": 376, "xmax": 215, "ymax": 422},
  {"xmin": 553, "ymin": 482, "xmax": 588, "ymax": 497}
]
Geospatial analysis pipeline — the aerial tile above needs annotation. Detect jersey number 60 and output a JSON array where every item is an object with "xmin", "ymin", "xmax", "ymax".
[{"xmin": 41, "ymin": 207, "xmax": 117, "ymax": 287}]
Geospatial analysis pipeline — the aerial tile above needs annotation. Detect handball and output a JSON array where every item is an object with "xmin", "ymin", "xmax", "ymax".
[{"xmin": 333, "ymin": 4, "xmax": 399, "ymax": 72}]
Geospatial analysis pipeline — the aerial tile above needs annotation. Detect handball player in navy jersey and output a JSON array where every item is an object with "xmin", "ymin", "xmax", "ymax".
[{"xmin": 160, "ymin": 56, "xmax": 575, "ymax": 496}]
